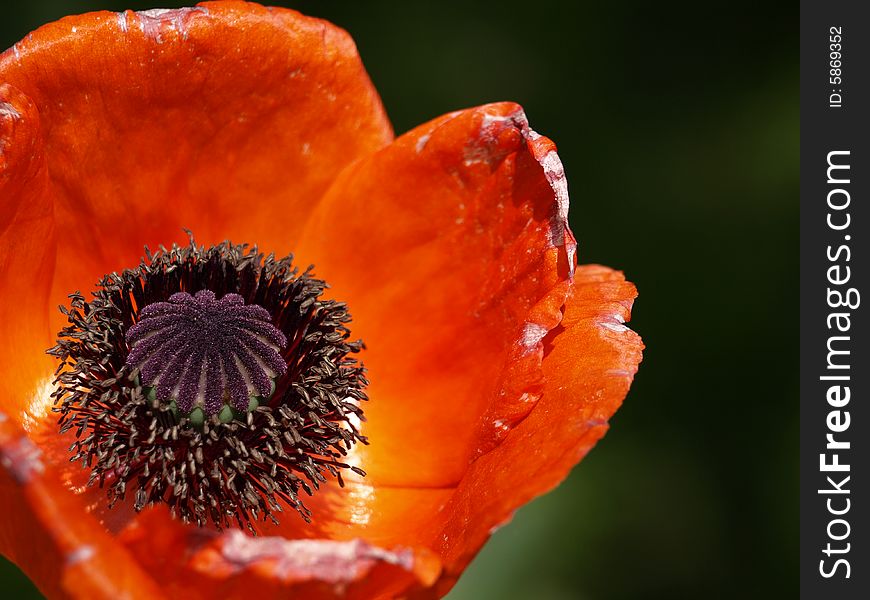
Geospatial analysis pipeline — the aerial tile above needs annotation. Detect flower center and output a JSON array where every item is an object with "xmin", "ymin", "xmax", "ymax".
[{"xmin": 49, "ymin": 237, "xmax": 367, "ymax": 533}]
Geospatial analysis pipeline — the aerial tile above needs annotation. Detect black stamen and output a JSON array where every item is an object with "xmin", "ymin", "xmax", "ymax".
[{"xmin": 48, "ymin": 235, "xmax": 368, "ymax": 533}]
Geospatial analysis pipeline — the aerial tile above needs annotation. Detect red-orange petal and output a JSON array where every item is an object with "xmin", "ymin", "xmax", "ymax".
[
  {"xmin": 295, "ymin": 102, "xmax": 576, "ymax": 494},
  {"xmin": 0, "ymin": 83, "xmax": 56, "ymax": 424},
  {"xmin": 0, "ymin": 416, "xmax": 167, "ymax": 599},
  {"xmin": 0, "ymin": 1, "xmax": 393, "ymax": 334},
  {"xmin": 109, "ymin": 507, "xmax": 441, "ymax": 599},
  {"xmin": 427, "ymin": 265, "xmax": 643, "ymax": 595}
]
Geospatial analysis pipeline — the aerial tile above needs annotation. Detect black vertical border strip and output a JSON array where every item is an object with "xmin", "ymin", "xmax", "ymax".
[{"xmin": 801, "ymin": 1, "xmax": 869, "ymax": 598}]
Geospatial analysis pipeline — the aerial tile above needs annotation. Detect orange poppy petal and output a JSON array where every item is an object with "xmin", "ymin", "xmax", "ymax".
[
  {"xmin": 296, "ymin": 102, "xmax": 576, "ymax": 497},
  {"xmin": 426, "ymin": 264, "xmax": 643, "ymax": 594},
  {"xmin": 0, "ymin": 84, "xmax": 56, "ymax": 423},
  {"xmin": 0, "ymin": 1, "xmax": 392, "ymax": 322},
  {"xmin": 0, "ymin": 417, "xmax": 167, "ymax": 599},
  {"xmin": 112, "ymin": 507, "xmax": 441, "ymax": 599}
]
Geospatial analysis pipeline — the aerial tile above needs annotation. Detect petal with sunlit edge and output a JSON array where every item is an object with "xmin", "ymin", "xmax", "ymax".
[{"xmin": 0, "ymin": 3, "xmax": 642, "ymax": 599}]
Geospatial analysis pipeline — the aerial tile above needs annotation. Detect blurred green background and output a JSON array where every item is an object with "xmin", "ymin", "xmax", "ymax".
[{"xmin": 0, "ymin": 2, "xmax": 797, "ymax": 599}]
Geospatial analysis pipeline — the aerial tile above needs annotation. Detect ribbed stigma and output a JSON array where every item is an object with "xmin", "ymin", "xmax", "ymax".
[{"xmin": 126, "ymin": 290, "xmax": 287, "ymax": 424}]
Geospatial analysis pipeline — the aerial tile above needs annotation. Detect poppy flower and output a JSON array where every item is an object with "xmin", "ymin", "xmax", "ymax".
[{"xmin": 0, "ymin": 2, "xmax": 643, "ymax": 599}]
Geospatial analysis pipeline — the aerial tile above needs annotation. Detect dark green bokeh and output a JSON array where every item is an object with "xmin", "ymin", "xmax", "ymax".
[{"xmin": 0, "ymin": 2, "xmax": 796, "ymax": 599}]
